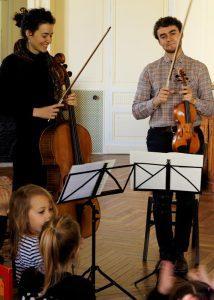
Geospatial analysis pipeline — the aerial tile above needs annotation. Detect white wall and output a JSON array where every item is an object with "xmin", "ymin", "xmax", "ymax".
[
  {"xmin": 170, "ymin": 0, "xmax": 214, "ymax": 81},
  {"xmin": 28, "ymin": 0, "xmax": 50, "ymax": 9},
  {"xmin": 2, "ymin": 1, "xmax": 213, "ymax": 153},
  {"xmin": 49, "ymin": 0, "xmax": 214, "ymax": 154},
  {"xmin": 0, "ymin": 0, "xmax": 27, "ymax": 62}
]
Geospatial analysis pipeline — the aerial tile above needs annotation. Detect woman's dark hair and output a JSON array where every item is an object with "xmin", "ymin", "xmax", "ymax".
[
  {"xmin": 153, "ymin": 16, "xmax": 182, "ymax": 40},
  {"xmin": 13, "ymin": 7, "xmax": 55, "ymax": 38}
]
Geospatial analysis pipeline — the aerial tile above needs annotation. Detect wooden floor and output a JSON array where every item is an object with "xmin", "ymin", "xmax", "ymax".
[
  {"xmin": 75, "ymin": 154, "xmax": 214, "ymax": 299},
  {"xmin": 1, "ymin": 154, "xmax": 214, "ymax": 299}
]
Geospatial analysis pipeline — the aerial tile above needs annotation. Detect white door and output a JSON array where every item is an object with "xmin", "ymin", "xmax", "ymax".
[
  {"xmin": 105, "ymin": 0, "xmax": 168, "ymax": 153},
  {"xmin": 50, "ymin": 0, "xmax": 168, "ymax": 153}
]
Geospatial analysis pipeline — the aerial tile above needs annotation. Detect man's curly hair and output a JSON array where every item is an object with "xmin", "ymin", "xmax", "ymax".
[{"xmin": 153, "ymin": 16, "xmax": 182, "ymax": 40}]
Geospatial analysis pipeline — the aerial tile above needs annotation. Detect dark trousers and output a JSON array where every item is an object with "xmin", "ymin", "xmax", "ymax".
[
  {"xmin": 12, "ymin": 141, "xmax": 47, "ymax": 191},
  {"xmin": 146, "ymin": 127, "xmax": 204, "ymax": 260},
  {"xmin": 12, "ymin": 155, "xmax": 46, "ymax": 191}
]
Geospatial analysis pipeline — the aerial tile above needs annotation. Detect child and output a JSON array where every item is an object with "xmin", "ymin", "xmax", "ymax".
[
  {"xmin": 19, "ymin": 215, "xmax": 94, "ymax": 299},
  {"xmin": 9, "ymin": 184, "xmax": 57, "ymax": 284},
  {"xmin": 40, "ymin": 215, "xmax": 94, "ymax": 299}
]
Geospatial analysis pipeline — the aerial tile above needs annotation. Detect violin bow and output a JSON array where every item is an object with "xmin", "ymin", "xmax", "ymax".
[
  {"xmin": 165, "ymin": 0, "xmax": 193, "ymax": 88},
  {"xmin": 58, "ymin": 26, "xmax": 111, "ymax": 104}
]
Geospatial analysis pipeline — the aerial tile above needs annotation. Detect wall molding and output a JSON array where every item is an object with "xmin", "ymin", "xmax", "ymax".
[{"xmin": 27, "ymin": 0, "xmax": 50, "ymax": 8}]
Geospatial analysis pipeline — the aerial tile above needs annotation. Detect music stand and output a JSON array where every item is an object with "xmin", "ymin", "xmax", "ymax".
[
  {"xmin": 57, "ymin": 161, "xmax": 136, "ymax": 299},
  {"xmin": 130, "ymin": 151, "xmax": 203, "ymax": 286}
]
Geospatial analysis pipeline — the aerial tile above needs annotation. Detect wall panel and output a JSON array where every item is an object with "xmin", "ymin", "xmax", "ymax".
[
  {"xmin": 63, "ymin": 0, "xmax": 104, "ymax": 86},
  {"xmin": 171, "ymin": 0, "xmax": 214, "ymax": 80},
  {"xmin": 113, "ymin": 0, "xmax": 166, "ymax": 84}
]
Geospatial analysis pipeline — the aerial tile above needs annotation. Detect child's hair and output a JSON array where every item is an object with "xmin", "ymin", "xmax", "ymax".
[
  {"xmin": 170, "ymin": 280, "xmax": 214, "ymax": 300},
  {"xmin": 39, "ymin": 215, "xmax": 81, "ymax": 294},
  {"xmin": 9, "ymin": 184, "xmax": 57, "ymax": 259},
  {"xmin": 13, "ymin": 7, "xmax": 55, "ymax": 39}
]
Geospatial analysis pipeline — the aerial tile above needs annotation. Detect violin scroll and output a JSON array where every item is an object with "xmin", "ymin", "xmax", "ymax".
[{"xmin": 175, "ymin": 68, "xmax": 188, "ymax": 85}]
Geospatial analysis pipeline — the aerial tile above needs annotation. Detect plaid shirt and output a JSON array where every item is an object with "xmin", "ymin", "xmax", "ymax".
[{"xmin": 132, "ymin": 52, "xmax": 214, "ymax": 127}]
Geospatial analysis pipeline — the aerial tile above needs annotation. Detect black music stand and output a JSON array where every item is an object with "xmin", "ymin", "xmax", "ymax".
[
  {"xmin": 57, "ymin": 161, "xmax": 136, "ymax": 299},
  {"xmin": 130, "ymin": 151, "xmax": 203, "ymax": 287}
]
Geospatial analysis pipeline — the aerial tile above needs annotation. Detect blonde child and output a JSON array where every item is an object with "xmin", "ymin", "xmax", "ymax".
[
  {"xmin": 19, "ymin": 215, "xmax": 94, "ymax": 299},
  {"xmin": 38, "ymin": 215, "xmax": 94, "ymax": 299},
  {"xmin": 9, "ymin": 184, "xmax": 57, "ymax": 284}
]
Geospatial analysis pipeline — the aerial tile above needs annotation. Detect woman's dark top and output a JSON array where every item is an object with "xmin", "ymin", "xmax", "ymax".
[
  {"xmin": 19, "ymin": 268, "xmax": 95, "ymax": 300},
  {"xmin": 0, "ymin": 40, "xmax": 56, "ymax": 190}
]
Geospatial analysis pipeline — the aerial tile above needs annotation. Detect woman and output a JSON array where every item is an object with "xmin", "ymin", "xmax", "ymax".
[
  {"xmin": 0, "ymin": 7, "xmax": 76, "ymax": 191},
  {"xmin": 0, "ymin": 7, "xmax": 76, "ymax": 260}
]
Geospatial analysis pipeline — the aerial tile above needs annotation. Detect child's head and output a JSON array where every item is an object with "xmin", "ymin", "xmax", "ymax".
[
  {"xmin": 39, "ymin": 215, "xmax": 81, "ymax": 293},
  {"xmin": 9, "ymin": 184, "xmax": 57, "ymax": 257},
  {"xmin": 170, "ymin": 280, "xmax": 214, "ymax": 300}
]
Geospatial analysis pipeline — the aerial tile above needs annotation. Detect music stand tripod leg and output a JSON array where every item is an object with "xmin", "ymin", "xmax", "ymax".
[
  {"xmin": 134, "ymin": 260, "xmax": 161, "ymax": 287},
  {"xmin": 82, "ymin": 199, "xmax": 137, "ymax": 300}
]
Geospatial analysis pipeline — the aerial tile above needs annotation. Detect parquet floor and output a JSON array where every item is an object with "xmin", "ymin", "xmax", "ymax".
[
  {"xmin": 76, "ymin": 154, "xmax": 214, "ymax": 299},
  {"xmin": 1, "ymin": 154, "xmax": 214, "ymax": 299}
]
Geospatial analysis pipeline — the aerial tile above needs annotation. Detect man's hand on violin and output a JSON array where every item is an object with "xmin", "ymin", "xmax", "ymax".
[
  {"xmin": 153, "ymin": 87, "xmax": 173, "ymax": 108},
  {"xmin": 64, "ymin": 92, "xmax": 77, "ymax": 106},
  {"xmin": 33, "ymin": 103, "xmax": 64, "ymax": 119}
]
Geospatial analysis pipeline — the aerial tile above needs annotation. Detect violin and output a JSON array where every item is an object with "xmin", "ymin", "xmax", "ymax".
[
  {"xmin": 39, "ymin": 53, "xmax": 100, "ymax": 238},
  {"xmin": 172, "ymin": 68, "xmax": 200, "ymax": 154}
]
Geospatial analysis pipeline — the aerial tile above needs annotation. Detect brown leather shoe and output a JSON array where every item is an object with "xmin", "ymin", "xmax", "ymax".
[{"xmin": 174, "ymin": 253, "xmax": 188, "ymax": 274}]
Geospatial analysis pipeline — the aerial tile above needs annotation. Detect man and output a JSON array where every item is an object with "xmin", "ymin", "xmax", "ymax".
[{"xmin": 132, "ymin": 16, "xmax": 214, "ymax": 274}]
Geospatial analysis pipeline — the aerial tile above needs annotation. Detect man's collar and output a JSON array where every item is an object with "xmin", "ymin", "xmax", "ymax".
[{"xmin": 163, "ymin": 51, "xmax": 185, "ymax": 63}]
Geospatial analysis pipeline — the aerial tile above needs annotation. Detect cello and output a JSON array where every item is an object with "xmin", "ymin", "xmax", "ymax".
[
  {"xmin": 39, "ymin": 27, "xmax": 111, "ymax": 238},
  {"xmin": 40, "ymin": 53, "xmax": 100, "ymax": 238}
]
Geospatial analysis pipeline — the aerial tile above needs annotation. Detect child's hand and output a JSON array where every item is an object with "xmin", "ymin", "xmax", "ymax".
[
  {"xmin": 188, "ymin": 265, "xmax": 214, "ymax": 289},
  {"xmin": 158, "ymin": 260, "xmax": 175, "ymax": 295}
]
